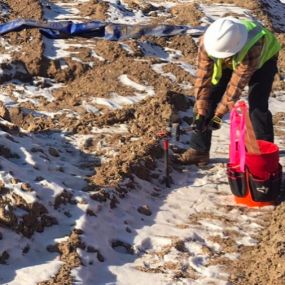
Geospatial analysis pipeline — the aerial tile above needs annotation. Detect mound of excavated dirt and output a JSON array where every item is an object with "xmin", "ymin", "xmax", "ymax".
[
  {"xmin": 229, "ymin": 202, "xmax": 285, "ymax": 285},
  {"xmin": 89, "ymin": 89, "xmax": 191, "ymax": 187},
  {"xmin": 1, "ymin": 0, "xmax": 285, "ymax": 284}
]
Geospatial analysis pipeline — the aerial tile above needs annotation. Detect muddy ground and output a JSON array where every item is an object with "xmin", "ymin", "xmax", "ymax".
[{"xmin": 0, "ymin": 0, "xmax": 284, "ymax": 284}]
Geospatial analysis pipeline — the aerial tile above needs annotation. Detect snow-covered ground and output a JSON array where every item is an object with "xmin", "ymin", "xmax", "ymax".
[{"xmin": 0, "ymin": 1, "xmax": 284, "ymax": 285}]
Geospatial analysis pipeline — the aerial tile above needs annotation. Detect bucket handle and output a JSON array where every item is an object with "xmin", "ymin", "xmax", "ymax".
[{"xmin": 230, "ymin": 101, "xmax": 260, "ymax": 172}]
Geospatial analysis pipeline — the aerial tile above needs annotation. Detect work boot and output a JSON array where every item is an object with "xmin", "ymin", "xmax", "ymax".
[{"xmin": 177, "ymin": 148, "xmax": 209, "ymax": 166}]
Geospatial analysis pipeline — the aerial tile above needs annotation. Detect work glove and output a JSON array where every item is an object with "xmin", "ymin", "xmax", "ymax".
[
  {"xmin": 208, "ymin": 115, "xmax": 222, "ymax": 131},
  {"xmin": 192, "ymin": 114, "xmax": 207, "ymax": 133}
]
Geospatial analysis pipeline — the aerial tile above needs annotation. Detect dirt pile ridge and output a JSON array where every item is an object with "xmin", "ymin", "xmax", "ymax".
[
  {"xmin": 229, "ymin": 203, "xmax": 285, "ymax": 285},
  {"xmin": 0, "ymin": 0, "xmax": 284, "ymax": 284},
  {"xmin": 7, "ymin": 0, "xmax": 43, "ymax": 76},
  {"xmin": 89, "ymin": 89, "xmax": 191, "ymax": 187}
]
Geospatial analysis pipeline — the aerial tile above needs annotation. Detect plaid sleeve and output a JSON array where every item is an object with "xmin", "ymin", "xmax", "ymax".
[
  {"xmin": 194, "ymin": 36, "xmax": 214, "ymax": 116},
  {"xmin": 215, "ymin": 40, "xmax": 263, "ymax": 117}
]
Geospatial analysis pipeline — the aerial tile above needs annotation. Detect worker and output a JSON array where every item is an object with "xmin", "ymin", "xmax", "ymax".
[{"xmin": 178, "ymin": 17, "xmax": 281, "ymax": 165}]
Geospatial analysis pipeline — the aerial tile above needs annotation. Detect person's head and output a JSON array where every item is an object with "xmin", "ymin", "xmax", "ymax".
[{"xmin": 204, "ymin": 17, "xmax": 248, "ymax": 58}]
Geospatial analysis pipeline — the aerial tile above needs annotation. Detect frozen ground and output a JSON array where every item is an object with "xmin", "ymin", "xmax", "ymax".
[{"xmin": 0, "ymin": 0, "xmax": 284, "ymax": 285}]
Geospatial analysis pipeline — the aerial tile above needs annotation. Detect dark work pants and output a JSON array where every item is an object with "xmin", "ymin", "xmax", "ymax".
[{"xmin": 189, "ymin": 57, "xmax": 278, "ymax": 152}]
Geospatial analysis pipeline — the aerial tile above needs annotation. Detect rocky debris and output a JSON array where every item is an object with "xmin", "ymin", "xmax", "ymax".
[
  {"xmin": 0, "ymin": 205, "xmax": 17, "ymax": 228},
  {"xmin": 274, "ymin": 112, "xmax": 285, "ymax": 136},
  {"xmin": 39, "ymin": 230, "xmax": 83, "ymax": 285},
  {"xmin": 273, "ymin": 112, "xmax": 285, "ymax": 125},
  {"xmin": 86, "ymin": 246, "xmax": 105, "ymax": 262},
  {"xmin": 111, "ymin": 239, "xmax": 135, "ymax": 255},
  {"xmin": 48, "ymin": 147, "xmax": 60, "ymax": 157},
  {"xmin": 90, "ymin": 190, "xmax": 110, "ymax": 202},
  {"xmin": 80, "ymin": 0, "xmax": 109, "ymax": 20},
  {"xmin": 0, "ymin": 102, "xmax": 11, "ymax": 121},
  {"xmin": 86, "ymin": 208, "xmax": 97, "ymax": 216},
  {"xmin": 0, "ymin": 251, "xmax": 9, "ymax": 264},
  {"xmin": 93, "ymin": 108, "xmax": 136, "ymax": 128},
  {"xmin": 124, "ymin": 1, "xmax": 159, "ymax": 15},
  {"xmin": 137, "ymin": 205, "xmax": 152, "ymax": 216},
  {"xmin": 0, "ymin": 0, "xmax": 284, "ymax": 284},
  {"xmin": 173, "ymin": 239, "xmax": 188, "ymax": 253},
  {"xmin": 0, "ymin": 189, "xmax": 58, "ymax": 238},
  {"xmin": 135, "ymin": 237, "xmax": 198, "ymax": 280},
  {"xmin": 0, "ymin": 144, "xmax": 20, "ymax": 159},
  {"xmin": 110, "ymin": 195, "xmax": 119, "ymax": 209},
  {"xmin": 20, "ymin": 183, "xmax": 34, "ymax": 192},
  {"xmin": 22, "ymin": 244, "xmax": 30, "ymax": 255},
  {"xmin": 46, "ymin": 244, "xmax": 60, "ymax": 254},
  {"xmin": 54, "ymin": 190, "xmax": 75, "ymax": 209},
  {"xmin": 169, "ymin": 2, "xmax": 203, "ymax": 26},
  {"xmin": 0, "ymin": 120, "xmax": 19, "ymax": 135}
]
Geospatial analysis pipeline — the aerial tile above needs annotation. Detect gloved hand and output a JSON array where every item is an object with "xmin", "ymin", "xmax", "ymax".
[
  {"xmin": 208, "ymin": 115, "xmax": 222, "ymax": 130},
  {"xmin": 192, "ymin": 114, "xmax": 207, "ymax": 132}
]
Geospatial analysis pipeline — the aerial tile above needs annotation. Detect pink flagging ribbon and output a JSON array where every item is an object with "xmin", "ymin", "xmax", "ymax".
[{"xmin": 229, "ymin": 101, "xmax": 247, "ymax": 172}]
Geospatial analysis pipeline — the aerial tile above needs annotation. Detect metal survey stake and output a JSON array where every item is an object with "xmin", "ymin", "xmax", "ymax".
[
  {"xmin": 157, "ymin": 129, "xmax": 171, "ymax": 188},
  {"xmin": 163, "ymin": 138, "xmax": 170, "ymax": 188}
]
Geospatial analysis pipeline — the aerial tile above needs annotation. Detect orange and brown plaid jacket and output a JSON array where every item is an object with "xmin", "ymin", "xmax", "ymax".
[{"xmin": 194, "ymin": 36, "xmax": 263, "ymax": 117}]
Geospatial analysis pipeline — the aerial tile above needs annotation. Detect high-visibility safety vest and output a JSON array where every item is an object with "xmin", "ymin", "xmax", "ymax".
[{"xmin": 210, "ymin": 19, "xmax": 281, "ymax": 85}]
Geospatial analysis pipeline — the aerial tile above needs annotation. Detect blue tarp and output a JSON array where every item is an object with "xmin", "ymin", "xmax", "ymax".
[{"xmin": 0, "ymin": 19, "xmax": 205, "ymax": 41}]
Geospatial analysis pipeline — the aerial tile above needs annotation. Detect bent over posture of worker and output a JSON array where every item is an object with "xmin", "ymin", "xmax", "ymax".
[{"xmin": 178, "ymin": 17, "xmax": 281, "ymax": 165}]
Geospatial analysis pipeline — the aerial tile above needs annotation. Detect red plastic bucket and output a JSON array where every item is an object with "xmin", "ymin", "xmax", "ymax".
[{"xmin": 245, "ymin": 140, "xmax": 279, "ymax": 180}]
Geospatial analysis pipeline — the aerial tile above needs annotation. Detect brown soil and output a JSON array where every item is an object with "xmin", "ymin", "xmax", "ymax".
[
  {"xmin": 7, "ymin": 0, "xmax": 43, "ymax": 76},
  {"xmin": 229, "ymin": 203, "xmax": 285, "ymax": 285},
  {"xmin": 1, "ymin": 0, "xmax": 285, "ymax": 284},
  {"xmin": 38, "ymin": 230, "xmax": 83, "ymax": 285}
]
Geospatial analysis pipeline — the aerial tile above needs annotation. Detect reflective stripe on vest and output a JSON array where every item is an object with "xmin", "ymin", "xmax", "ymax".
[{"xmin": 210, "ymin": 19, "xmax": 281, "ymax": 85}]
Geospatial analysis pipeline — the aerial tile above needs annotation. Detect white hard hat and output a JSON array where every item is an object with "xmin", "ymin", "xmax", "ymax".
[{"xmin": 204, "ymin": 17, "xmax": 248, "ymax": 58}]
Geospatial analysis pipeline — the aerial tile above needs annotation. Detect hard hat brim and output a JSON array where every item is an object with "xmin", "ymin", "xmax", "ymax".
[{"xmin": 204, "ymin": 18, "xmax": 248, "ymax": 58}]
